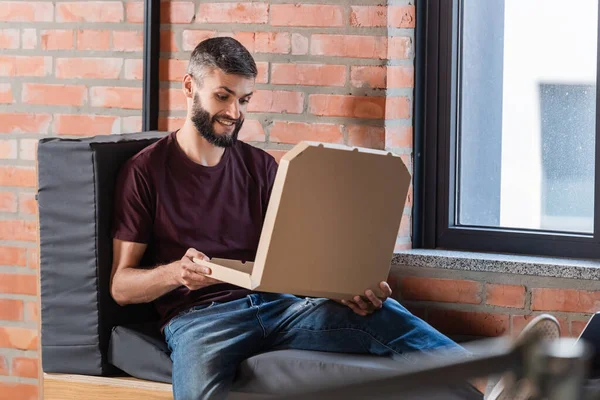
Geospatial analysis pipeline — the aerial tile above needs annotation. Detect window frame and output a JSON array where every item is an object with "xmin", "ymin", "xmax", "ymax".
[{"xmin": 413, "ymin": 0, "xmax": 600, "ymax": 259}]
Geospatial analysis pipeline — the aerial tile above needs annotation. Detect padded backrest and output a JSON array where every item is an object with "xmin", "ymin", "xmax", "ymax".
[{"xmin": 38, "ymin": 131, "xmax": 168, "ymax": 375}]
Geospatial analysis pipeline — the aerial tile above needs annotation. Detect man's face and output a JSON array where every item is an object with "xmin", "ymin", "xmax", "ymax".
[{"xmin": 189, "ymin": 68, "xmax": 255, "ymax": 148}]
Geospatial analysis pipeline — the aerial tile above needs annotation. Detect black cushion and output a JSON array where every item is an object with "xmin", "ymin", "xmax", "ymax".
[{"xmin": 38, "ymin": 132, "xmax": 168, "ymax": 375}]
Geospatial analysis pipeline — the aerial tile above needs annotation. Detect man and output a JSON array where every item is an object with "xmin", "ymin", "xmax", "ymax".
[{"xmin": 109, "ymin": 37, "xmax": 483, "ymax": 399}]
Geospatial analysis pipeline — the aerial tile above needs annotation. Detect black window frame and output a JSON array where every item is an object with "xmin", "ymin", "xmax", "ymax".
[{"xmin": 413, "ymin": 0, "xmax": 600, "ymax": 259}]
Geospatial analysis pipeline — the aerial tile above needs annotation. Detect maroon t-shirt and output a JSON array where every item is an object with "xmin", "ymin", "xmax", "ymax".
[{"xmin": 112, "ymin": 131, "xmax": 278, "ymax": 327}]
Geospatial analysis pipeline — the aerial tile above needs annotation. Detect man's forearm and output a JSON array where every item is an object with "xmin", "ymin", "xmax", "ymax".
[{"xmin": 111, "ymin": 262, "xmax": 181, "ymax": 305}]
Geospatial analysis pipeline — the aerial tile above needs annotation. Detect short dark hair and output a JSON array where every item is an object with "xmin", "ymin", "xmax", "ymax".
[{"xmin": 187, "ymin": 37, "xmax": 257, "ymax": 85}]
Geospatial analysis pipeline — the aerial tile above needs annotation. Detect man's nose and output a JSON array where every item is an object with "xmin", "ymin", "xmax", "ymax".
[{"xmin": 225, "ymin": 101, "xmax": 240, "ymax": 120}]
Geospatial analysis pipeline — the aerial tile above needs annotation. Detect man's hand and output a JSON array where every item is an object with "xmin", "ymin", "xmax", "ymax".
[
  {"xmin": 176, "ymin": 248, "xmax": 221, "ymax": 291},
  {"xmin": 338, "ymin": 281, "xmax": 392, "ymax": 316}
]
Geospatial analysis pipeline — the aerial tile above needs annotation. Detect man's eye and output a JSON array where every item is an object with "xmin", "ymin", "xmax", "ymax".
[
  {"xmin": 240, "ymin": 98, "xmax": 250, "ymax": 105},
  {"xmin": 216, "ymin": 94, "xmax": 228, "ymax": 101}
]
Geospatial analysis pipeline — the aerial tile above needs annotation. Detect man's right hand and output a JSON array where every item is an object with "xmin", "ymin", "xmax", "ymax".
[{"xmin": 176, "ymin": 248, "xmax": 221, "ymax": 291}]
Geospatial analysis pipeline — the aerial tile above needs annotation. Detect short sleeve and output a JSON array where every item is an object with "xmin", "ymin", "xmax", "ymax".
[{"xmin": 112, "ymin": 161, "xmax": 155, "ymax": 244}]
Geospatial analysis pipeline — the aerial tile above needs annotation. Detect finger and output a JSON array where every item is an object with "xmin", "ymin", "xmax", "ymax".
[
  {"xmin": 380, "ymin": 281, "xmax": 392, "ymax": 298},
  {"xmin": 365, "ymin": 290, "xmax": 383, "ymax": 309},
  {"xmin": 342, "ymin": 300, "xmax": 368, "ymax": 316},
  {"xmin": 185, "ymin": 248, "xmax": 208, "ymax": 261},
  {"xmin": 182, "ymin": 260, "xmax": 212, "ymax": 276},
  {"xmin": 353, "ymin": 295, "xmax": 370, "ymax": 310}
]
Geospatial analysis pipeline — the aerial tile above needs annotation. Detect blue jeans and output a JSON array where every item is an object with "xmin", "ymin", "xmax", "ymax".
[{"xmin": 164, "ymin": 293, "xmax": 465, "ymax": 400}]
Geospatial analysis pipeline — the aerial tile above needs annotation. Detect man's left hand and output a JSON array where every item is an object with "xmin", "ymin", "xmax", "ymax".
[{"xmin": 337, "ymin": 281, "xmax": 392, "ymax": 316}]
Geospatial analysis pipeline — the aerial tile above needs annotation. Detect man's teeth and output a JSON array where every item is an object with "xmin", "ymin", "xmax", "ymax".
[{"xmin": 217, "ymin": 119, "xmax": 235, "ymax": 126}]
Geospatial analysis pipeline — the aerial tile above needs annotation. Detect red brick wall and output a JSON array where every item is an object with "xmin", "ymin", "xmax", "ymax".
[
  {"xmin": 390, "ymin": 267, "xmax": 596, "ymax": 339},
  {"xmin": 0, "ymin": 1, "xmax": 144, "ymax": 398},
  {"xmin": 0, "ymin": 1, "xmax": 596, "ymax": 399}
]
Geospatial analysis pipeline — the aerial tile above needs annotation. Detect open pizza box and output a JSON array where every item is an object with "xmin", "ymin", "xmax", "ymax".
[{"xmin": 193, "ymin": 141, "xmax": 411, "ymax": 300}]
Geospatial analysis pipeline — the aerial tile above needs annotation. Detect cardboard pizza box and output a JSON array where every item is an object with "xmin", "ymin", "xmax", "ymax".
[{"xmin": 193, "ymin": 141, "xmax": 411, "ymax": 299}]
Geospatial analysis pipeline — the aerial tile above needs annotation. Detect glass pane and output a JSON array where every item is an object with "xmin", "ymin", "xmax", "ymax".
[{"xmin": 457, "ymin": 0, "xmax": 598, "ymax": 233}]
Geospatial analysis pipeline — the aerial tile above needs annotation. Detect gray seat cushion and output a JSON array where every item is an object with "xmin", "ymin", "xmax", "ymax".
[{"xmin": 108, "ymin": 323, "xmax": 482, "ymax": 399}]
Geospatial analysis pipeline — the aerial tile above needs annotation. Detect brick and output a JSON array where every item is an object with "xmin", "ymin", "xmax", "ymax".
[
  {"xmin": 230, "ymin": 32, "xmax": 255, "ymax": 52},
  {"xmin": 385, "ymin": 97, "xmax": 411, "ymax": 119},
  {"xmin": 1, "ymin": 113, "xmax": 51, "ymax": 134},
  {"xmin": 386, "ymin": 126, "xmax": 413, "ymax": 148},
  {"xmin": 350, "ymin": 6, "xmax": 387, "ymax": 27},
  {"xmin": 182, "ymin": 30, "xmax": 216, "ymax": 51},
  {"xmin": 309, "ymin": 94, "xmax": 385, "ymax": 119},
  {"xmin": 0, "ymin": 84, "xmax": 12, "ymax": 104},
  {"xmin": 291, "ymin": 33, "xmax": 309, "ymax": 55},
  {"xmin": 161, "ymin": 2, "xmax": 195, "ymax": 23},
  {"xmin": 238, "ymin": 120, "xmax": 265, "ymax": 142},
  {"xmin": 388, "ymin": 65, "xmax": 414, "ymax": 88},
  {"xmin": 272, "ymin": 64, "xmax": 346, "ymax": 87},
  {"xmin": 159, "ymin": 59, "xmax": 187, "ymax": 82},
  {"xmin": 12, "ymin": 357, "xmax": 38, "ymax": 379},
  {"xmin": 161, "ymin": 31, "xmax": 178, "ymax": 52},
  {"xmin": 0, "ymin": 56, "xmax": 51, "ymax": 77},
  {"xmin": 76, "ymin": 30, "xmax": 110, "ymax": 51},
  {"xmin": 0, "ymin": 29, "xmax": 19, "ymax": 49},
  {"xmin": 486, "ymin": 284, "xmax": 526, "ymax": 308},
  {"xmin": 429, "ymin": 310, "xmax": 509, "ymax": 337},
  {"xmin": 54, "ymin": 114, "xmax": 118, "ymax": 136},
  {"xmin": 113, "ymin": 31, "xmax": 144, "ymax": 52},
  {"xmin": 57, "ymin": 2, "xmax": 124, "ymax": 23},
  {"xmin": 158, "ymin": 117, "xmax": 186, "ymax": 132},
  {"xmin": 0, "ymin": 167, "xmax": 36, "ymax": 187},
  {"xmin": 19, "ymin": 192, "xmax": 37, "ymax": 215},
  {"xmin": 56, "ymin": 58, "xmax": 123, "ymax": 80},
  {"xmin": 124, "ymin": 59, "xmax": 143, "ymax": 80},
  {"xmin": 0, "ymin": 140, "xmax": 17, "ymax": 159},
  {"xmin": 0, "ymin": 355, "xmax": 7, "ymax": 375},
  {"xmin": 197, "ymin": 3, "xmax": 269, "ymax": 24},
  {"xmin": 0, "ymin": 299, "xmax": 23, "ymax": 321},
  {"xmin": 23, "ymin": 83, "xmax": 87, "ymax": 107},
  {"xmin": 571, "ymin": 320, "xmax": 588, "ymax": 338},
  {"xmin": 126, "ymin": 2, "xmax": 144, "ymax": 23},
  {"xmin": 0, "ymin": 2, "xmax": 53, "ymax": 22},
  {"xmin": 90, "ymin": 87, "xmax": 143, "ymax": 109},
  {"xmin": 21, "ymin": 29, "xmax": 37, "ymax": 49},
  {"xmin": 0, "ymin": 382, "xmax": 38, "ymax": 400},
  {"xmin": 19, "ymin": 139, "xmax": 37, "ymax": 161},
  {"xmin": 255, "ymin": 32, "xmax": 290, "ymax": 54},
  {"xmin": 271, "ymin": 4, "xmax": 343, "ymax": 27},
  {"xmin": 347, "ymin": 125, "xmax": 385, "ymax": 150},
  {"xmin": 122, "ymin": 116, "xmax": 143, "ymax": 133},
  {"xmin": 405, "ymin": 185, "xmax": 413, "ymax": 208},
  {"xmin": 0, "ymin": 246, "xmax": 27, "ymax": 267},
  {"xmin": 25, "ymin": 301, "xmax": 39, "ymax": 322},
  {"xmin": 248, "ymin": 91, "xmax": 304, "ymax": 114},
  {"xmin": 28, "ymin": 248, "xmax": 39, "ymax": 270},
  {"xmin": 394, "ymin": 242, "xmax": 411, "ymax": 252},
  {"xmin": 270, "ymin": 122, "xmax": 343, "ymax": 145},
  {"xmin": 256, "ymin": 62, "xmax": 268, "ymax": 84},
  {"xmin": 311, "ymin": 35, "xmax": 387, "ymax": 59},
  {"xmin": 0, "ymin": 192, "xmax": 17, "ymax": 213},
  {"xmin": 532, "ymin": 288, "xmax": 600, "ymax": 313},
  {"xmin": 266, "ymin": 150, "xmax": 286, "ymax": 164},
  {"xmin": 350, "ymin": 66, "xmax": 386, "ymax": 89},
  {"xmin": 389, "ymin": 5, "xmax": 416, "ymax": 28},
  {"xmin": 388, "ymin": 36, "xmax": 413, "ymax": 59},
  {"xmin": 159, "ymin": 88, "xmax": 187, "ymax": 111},
  {"xmin": 399, "ymin": 214, "xmax": 411, "ymax": 237},
  {"xmin": 401, "ymin": 277, "xmax": 482, "ymax": 304},
  {"xmin": 0, "ymin": 326, "xmax": 37, "ymax": 350},
  {"xmin": 0, "ymin": 220, "xmax": 37, "ymax": 242},
  {"xmin": 512, "ymin": 315, "xmax": 568, "ymax": 338},
  {"xmin": 41, "ymin": 29, "xmax": 74, "ymax": 50},
  {"xmin": 0, "ymin": 273, "xmax": 37, "ymax": 295}
]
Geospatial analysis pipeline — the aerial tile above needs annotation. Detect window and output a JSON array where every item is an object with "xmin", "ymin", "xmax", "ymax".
[{"xmin": 414, "ymin": 0, "xmax": 600, "ymax": 258}]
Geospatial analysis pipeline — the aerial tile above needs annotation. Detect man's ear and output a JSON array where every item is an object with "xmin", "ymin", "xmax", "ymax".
[{"xmin": 183, "ymin": 74, "xmax": 194, "ymax": 99}]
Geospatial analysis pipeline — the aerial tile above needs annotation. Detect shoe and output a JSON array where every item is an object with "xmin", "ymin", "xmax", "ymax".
[{"xmin": 487, "ymin": 314, "xmax": 561, "ymax": 400}]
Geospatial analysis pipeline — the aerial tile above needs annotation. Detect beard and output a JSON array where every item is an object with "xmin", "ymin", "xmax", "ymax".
[{"xmin": 190, "ymin": 93, "xmax": 244, "ymax": 148}]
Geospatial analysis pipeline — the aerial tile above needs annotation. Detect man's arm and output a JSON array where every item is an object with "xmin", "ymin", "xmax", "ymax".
[{"xmin": 110, "ymin": 238, "xmax": 219, "ymax": 306}]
